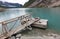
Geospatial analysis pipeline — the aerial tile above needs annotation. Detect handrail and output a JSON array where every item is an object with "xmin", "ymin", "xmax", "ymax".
[
  {"xmin": 0, "ymin": 14, "xmax": 31, "ymax": 35},
  {"xmin": 0, "ymin": 14, "xmax": 32, "ymax": 39},
  {"xmin": 0, "ymin": 14, "xmax": 30, "ymax": 24}
]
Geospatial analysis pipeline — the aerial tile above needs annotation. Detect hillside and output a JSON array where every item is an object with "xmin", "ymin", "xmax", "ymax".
[
  {"xmin": 24, "ymin": 0, "xmax": 60, "ymax": 8},
  {"xmin": 0, "ymin": 1, "xmax": 22, "ymax": 8},
  {"xmin": 23, "ymin": 0, "xmax": 35, "ymax": 7}
]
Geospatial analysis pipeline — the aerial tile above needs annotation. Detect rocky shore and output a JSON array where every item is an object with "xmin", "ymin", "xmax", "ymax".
[
  {"xmin": 21, "ymin": 28, "xmax": 60, "ymax": 39},
  {"xmin": 0, "ymin": 8, "xmax": 6, "ymax": 12}
]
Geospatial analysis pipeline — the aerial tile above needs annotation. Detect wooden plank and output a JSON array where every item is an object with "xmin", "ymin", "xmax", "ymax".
[
  {"xmin": 7, "ymin": 19, "xmax": 35, "ymax": 36},
  {"xmin": 0, "ymin": 19, "xmax": 35, "ymax": 39},
  {"xmin": 0, "ymin": 14, "xmax": 30, "ymax": 24},
  {"xmin": 32, "ymin": 19, "xmax": 48, "ymax": 28}
]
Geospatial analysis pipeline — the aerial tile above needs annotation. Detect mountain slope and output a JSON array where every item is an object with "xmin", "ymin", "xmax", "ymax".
[
  {"xmin": 24, "ymin": 0, "xmax": 60, "ymax": 8},
  {"xmin": 0, "ymin": 1, "xmax": 22, "ymax": 8}
]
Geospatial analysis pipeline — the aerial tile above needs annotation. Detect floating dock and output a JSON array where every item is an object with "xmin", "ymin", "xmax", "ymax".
[{"xmin": 32, "ymin": 18, "xmax": 48, "ymax": 28}]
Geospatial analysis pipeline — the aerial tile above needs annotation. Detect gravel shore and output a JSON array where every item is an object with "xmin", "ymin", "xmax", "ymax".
[{"xmin": 20, "ymin": 27, "xmax": 60, "ymax": 39}]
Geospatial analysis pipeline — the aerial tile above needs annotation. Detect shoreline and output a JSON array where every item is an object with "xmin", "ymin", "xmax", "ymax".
[
  {"xmin": 0, "ymin": 7, "xmax": 6, "ymax": 12},
  {"xmin": 20, "ymin": 27, "xmax": 60, "ymax": 39}
]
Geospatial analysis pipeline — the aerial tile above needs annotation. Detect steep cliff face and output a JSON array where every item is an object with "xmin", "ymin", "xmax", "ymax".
[
  {"xmin": 24, "ymin": 0, "xmax": 36, "ymax": 7},
  {"xmin": 24, "ymin": 0, "xmax": 60, "ymax": 8}
]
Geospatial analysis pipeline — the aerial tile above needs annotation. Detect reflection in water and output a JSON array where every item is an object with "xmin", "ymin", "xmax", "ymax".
[
  {"xmin": 0, "ymin": 8, "xmax": 26, "ymax": 22},
  {"xmin": 0, "ymin": 8, "xmax": 60, "ymax": 35},
  {"xmin": 0, "ymin": 8, "xmax": 27, "ymax": 35}
]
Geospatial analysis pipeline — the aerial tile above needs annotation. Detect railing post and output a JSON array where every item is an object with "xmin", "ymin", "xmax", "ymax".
[
  {"xmin": 18, "ymin": 17, "xmax": 22, "ymax": 25},
  {"xmin": 2, "ymin": 22, "xmax": 9, "ymax": 36}
]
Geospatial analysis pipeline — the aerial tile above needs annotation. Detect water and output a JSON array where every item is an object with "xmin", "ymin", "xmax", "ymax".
[
  {"xmin": 0, "ymin": 8, "xmax": 60, "ymax": 34},
  {"xmin": 0, "ymin": 8, "xmax": 26, "ymax": 22},
  {"xmin": 26, "ymin": 8, "xmax": 60, "ymax": 32},
  {"xmin": 0, "ymin": 8, "xmax": 27, "ymax": 35}
]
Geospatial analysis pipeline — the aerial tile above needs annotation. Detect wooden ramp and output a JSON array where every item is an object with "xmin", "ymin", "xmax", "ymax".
[{"xmin": 0, "ymin": 18, "xmax": 35, "ymax": 39}]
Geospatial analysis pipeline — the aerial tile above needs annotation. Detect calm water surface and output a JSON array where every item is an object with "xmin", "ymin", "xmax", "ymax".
[
  {"xmin": 27, "ymin": 8, "xmax": 60, "ymax": 32},
  {"xmin": 0, "ymin": 8, "xmax": 60, "ymax": 34}
]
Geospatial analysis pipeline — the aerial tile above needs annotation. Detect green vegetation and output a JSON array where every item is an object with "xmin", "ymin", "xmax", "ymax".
[{"xmin": 23, "ymin": 0, "xmax": 36, "ymax": 7}]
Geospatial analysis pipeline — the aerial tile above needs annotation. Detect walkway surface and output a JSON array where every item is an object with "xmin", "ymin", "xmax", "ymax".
[{"xmin": 0, "ymin": 18, "xmax": 35, "ymax": 39}]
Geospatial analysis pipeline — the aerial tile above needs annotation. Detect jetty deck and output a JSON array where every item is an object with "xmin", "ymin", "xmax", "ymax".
[
  {"xmin": 0, "ymin": 13, "xmax": 48, "ymax": 39},
  {"xmin": 0, "ymin": 14, "xmax": 36, "ymax": 39},
  {"xmin": 0, "ymin": 19, "xmax": 35, "ymax": 39}
]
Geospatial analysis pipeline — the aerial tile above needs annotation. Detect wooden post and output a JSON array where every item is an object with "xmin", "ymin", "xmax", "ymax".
[
  {"xmin": 18, "ymin": 17, "xmax": 22, "ymax": 25},
  {"xmin": 2, "ymin": 22, "xmax": 9, "ymax": 36}
]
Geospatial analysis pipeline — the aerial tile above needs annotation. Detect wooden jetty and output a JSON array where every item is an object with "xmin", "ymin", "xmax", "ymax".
[
  {"xmin": 0, "ymin": 14, "xmax": 48, "ymax": 39},
  {"xmin": 0, "ymin": 19, "xmax": 35, "ymax": 39},
  {"xmin": 0, "ymin": 14, "xmax": 37, "ymax": 39}
]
